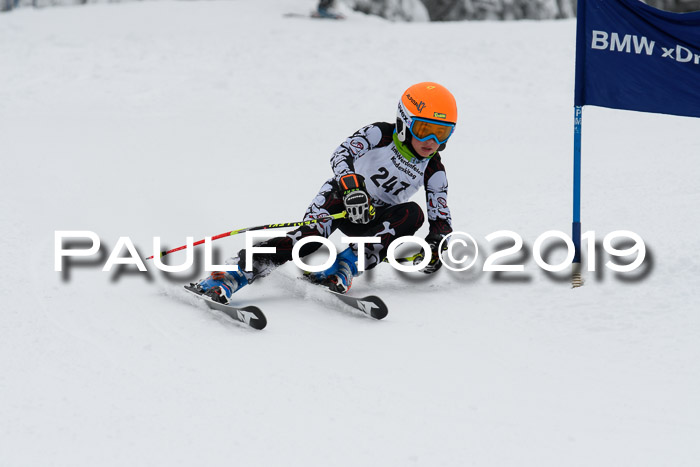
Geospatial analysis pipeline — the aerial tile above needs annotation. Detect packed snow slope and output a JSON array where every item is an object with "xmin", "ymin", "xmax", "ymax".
[{"xmin": 1, "ymin": 1, "xmax": 699, "ymax": 466}]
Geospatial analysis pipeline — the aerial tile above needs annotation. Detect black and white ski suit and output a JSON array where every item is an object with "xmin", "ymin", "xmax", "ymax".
[{"xmin": 239, "ymin": 122, "xmax": 454, "ymax": 277}]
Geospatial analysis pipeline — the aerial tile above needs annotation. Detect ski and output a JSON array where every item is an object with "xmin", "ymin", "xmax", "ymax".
[
  {"xmin": 300, "ymin": 275, "xmax": 388, "ymax": 319},
  {"xmin": 283, "ymin": 12, "xmax": 345, "ymax": 20},
  {"xmin": 183, "ymin": 284, "xmax": 267, "ymax": 330},
  {"xmin": 326, "ymin": 289, "xmax": 389, "ymax": 320}
]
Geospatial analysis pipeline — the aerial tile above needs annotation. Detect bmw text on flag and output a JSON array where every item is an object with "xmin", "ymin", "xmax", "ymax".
[{"xmin": 591, "ymin": 31, "xmax": 700, "ymax": 67}]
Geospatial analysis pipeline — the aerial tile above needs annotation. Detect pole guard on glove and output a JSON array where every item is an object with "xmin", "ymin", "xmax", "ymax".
[{"xmin": 339, "ymin": 173, "xmax": 375, "ymax": 224}]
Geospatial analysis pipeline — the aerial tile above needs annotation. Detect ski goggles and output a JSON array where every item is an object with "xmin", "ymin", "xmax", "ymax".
[{"xmin": 409, "ymin": 117, "xmax": 455, "ymax": 145}]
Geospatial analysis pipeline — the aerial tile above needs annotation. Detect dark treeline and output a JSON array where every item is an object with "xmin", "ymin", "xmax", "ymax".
[{"xmin": 3, "ymin": 0, "xmax": 700, "ymax": 18}]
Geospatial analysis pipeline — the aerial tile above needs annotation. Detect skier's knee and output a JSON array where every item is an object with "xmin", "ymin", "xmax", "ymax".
[{"xmin": 406, "ymin": 202, "xmax": 425, "ymax": 232}]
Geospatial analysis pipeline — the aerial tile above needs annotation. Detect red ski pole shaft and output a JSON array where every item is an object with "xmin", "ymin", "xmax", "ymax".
[{"xmin": 145, "ymin": 211, "xmax": 347, "ymax": 260}]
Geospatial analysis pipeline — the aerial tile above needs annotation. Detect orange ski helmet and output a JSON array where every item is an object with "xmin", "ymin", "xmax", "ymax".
[{"xmin": 396, "ymin": 82, "xmax": 458, "ymax": 145}]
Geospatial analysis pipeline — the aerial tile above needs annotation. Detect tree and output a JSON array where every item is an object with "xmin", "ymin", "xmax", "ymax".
[
  {"xmin": 643, "ymin": 0, "xmax": 700, "ymax": 13},
  {"xmin": 343, "ymin": 0, "xmax": 431, "ymax": 21},
  {"xmin": 342, "ymin": 0, "xmax": 699, "ymax": 21}
]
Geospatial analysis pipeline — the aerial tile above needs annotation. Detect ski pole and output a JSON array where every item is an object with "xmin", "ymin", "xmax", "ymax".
[
  {"xmin": 146, "ymin": 211, "xmax": 347, "ymax": 260},
  {"xmin": 383, "ymin": 252, "xmax": 424, "ymax": 265}
]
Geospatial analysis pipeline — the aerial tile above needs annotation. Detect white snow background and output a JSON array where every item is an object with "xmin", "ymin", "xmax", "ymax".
[{"xmin": 1, "ymin": 1, "xmax": 699, "ymax": 466}]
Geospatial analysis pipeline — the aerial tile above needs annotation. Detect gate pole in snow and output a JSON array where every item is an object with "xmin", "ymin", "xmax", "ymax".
[{"xmin": 572, "ymin": 105, "xmax": 584, "ymax": 287}]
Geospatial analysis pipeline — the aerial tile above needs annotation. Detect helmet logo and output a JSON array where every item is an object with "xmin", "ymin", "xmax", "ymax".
[
  {"xmin": 405, "ymin": 93, "xmax": 426, "ymax": 114},
  {"xmin": 433, "ymin": 112, "xmax": 447, "ymax": 119},
  {"xmin": 398, "ymin": 103, "xmax": 409, "ymax": 121}
]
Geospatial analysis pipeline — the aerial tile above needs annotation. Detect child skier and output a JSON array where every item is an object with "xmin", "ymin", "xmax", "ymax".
[
  {"xmin": 194, "ymin": 82, "xmax": 457, "ymax": 303},
  {"xmin": 316, "ymin": 0, "xmax": 341, "ymax": 18}
]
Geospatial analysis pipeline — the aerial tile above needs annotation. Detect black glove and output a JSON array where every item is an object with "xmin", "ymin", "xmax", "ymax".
[
  {"xmin": 339, "ymin": 173, "xmax": 375, "ymax": 224},
  {"xmin": 417, "ymin": 233, "xmax": 448, "ymax": 274}
]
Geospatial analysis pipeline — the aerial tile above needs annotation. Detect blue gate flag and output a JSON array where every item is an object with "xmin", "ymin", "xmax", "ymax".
[{"xmin": 575, "ymin": 0, "xmax": 700, "ymax": 118}]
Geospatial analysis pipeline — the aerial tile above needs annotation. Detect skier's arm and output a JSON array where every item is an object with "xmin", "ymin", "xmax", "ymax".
[
  {"xmin": 425, "ymin": 154, "xmax": 453, "ymax": 237},
  {"xmin": 330, "ymin": 123, "xmax": 394, "ymax": 181},
  {"xmin": 422, "ymin": 154, "xmax": 453, "ymax": 274},
  {"xmin": 330, "ymin": 123, "xmax": 393, "ymax": 224}
]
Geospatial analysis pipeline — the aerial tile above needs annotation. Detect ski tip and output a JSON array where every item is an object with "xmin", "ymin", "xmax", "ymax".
[
  {"xmin": 363, "ymin": 296, "xmax": 388, "ymax": 320},
  {"xmin": 241, "ymin": 306, "xmax": 267, "ymax": 330},
  {"xmin": 373, "ymin": 309, "xmax": 388, "ymax": 320},
  {"xmin": 183, "ymin": 284, "xmax": 267, "ymax": 330}
]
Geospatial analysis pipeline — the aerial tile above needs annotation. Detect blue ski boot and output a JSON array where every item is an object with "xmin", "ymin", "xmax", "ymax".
[
  {"xmin": 196, "ymin": 269, "xmax": 251, "ymax": 304},
  {"xmin": 307, "ymin": 246, "xmax": 358, "ymax": 294}
]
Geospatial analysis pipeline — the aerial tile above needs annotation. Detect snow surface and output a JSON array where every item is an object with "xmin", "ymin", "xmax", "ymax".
[{"xmin": 1, "ymin": 1, "xmax": 699, "ymax": 466}]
